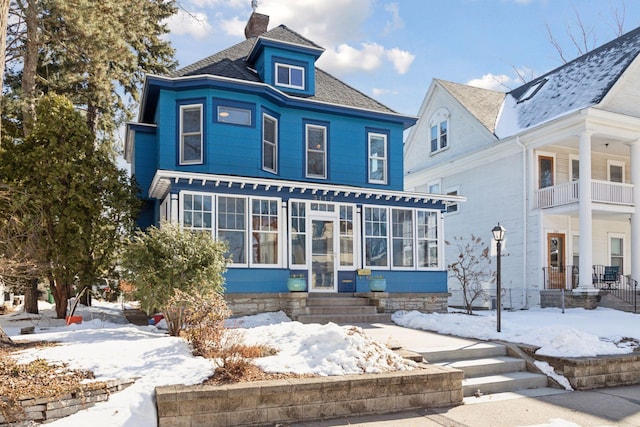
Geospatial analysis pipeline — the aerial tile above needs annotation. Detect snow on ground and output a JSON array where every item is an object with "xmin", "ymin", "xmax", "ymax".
[
  {"xmin": 1, "ymin": 302, "xmax": 638, "ymax": 427},
  {"xmin": 392, "ymin": 307, "xmax": 640, "ymax": 357}
]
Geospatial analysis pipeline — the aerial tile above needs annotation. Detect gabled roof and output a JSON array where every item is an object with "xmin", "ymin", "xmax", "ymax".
[
  {"xmin": 167, "ymin": 25, "xmax": 396, "ymax": 115},
  {"xmin": 496, "ymin": 26, "xmax": 640, "ymax": 137},
  {"xmin": 437, "ymin": 79, "xmax": 505, "ymax": 134}
]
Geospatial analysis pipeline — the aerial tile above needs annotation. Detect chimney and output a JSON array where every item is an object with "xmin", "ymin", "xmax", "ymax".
[{"xmin": 244, "ymin": 12, "xmax": 269, "ymax": 39}]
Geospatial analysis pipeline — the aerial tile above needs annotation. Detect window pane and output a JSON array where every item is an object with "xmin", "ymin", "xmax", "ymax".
[
  {"xmin": 217, "ymin": 196, "xmax": 247, "ymax": 264},
  {"xmin": 182, "ymin": 107, "xmax": 201, "ymax": 133},
  {"xmin": 539, "ymin": 157, "xmax": 553, "ymax": 188},
  {"xmin": 366, "ymin": 237, "xmax": 388, "ymax": 266},
  {"xmin": 369, "ymin": 159, "xmax": 384, "ymax": 181},
  {"xmin": 440, "ymin": 121, "xmax": 448, "ymax": 148},
  {"xmin": 430, "ymin": 126, "xmax": 438, "ymax": 152},
  {"xmin": 182, "ymin": 135, "xmax": 201, "ymax": 162},
  {"xmin": 218, "ymin": 106, "xmax": 251, "ymax": 125},
  {"xmin": 277, "ymin": 65, "xmax": 289, "ymax": 85},
  {"xmin": 610, "ymin": 165, "xmax": 623, "ymax": 183},
  {"xmin": 290, "ymin": 67, "xmax": 303, "ymax": 87},
  {"xmin": 307, "ymin": 151, "xmax": 325, "ymax": 176},
  {"xmin": 572, "ymin": 159, "xmax": 580, "ymax": 181},
  {"xmin": 611, "ymin": 237, "xmax": 623, "ymax": 256},
  {"xmin": 291, "ymin": 234, "xmax": 306, "ymax": 264},
  {"xmin": 307, "ymin": 127, "xmax": 325, "ymax": 150}
]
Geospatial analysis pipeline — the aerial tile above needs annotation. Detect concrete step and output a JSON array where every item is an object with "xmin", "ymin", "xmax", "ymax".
[
  {"xmin": 306, "ymin": 297, "xmax": 370, "ymax": 307},
  {"xmin": 441, "ymin": 356, "xmax": 526, "ymax": 378},
  {"xmin": 296, "ymin": 313, "xmax": 392, "ymax": 324},
  {"xmin": 463, "ymin": 371, "xmax": 549, "ymax": 397},
  {"xmin": 463, "ymin": 387, "xmax": 570, "ymax": 405},
  {"xmin": 421, "ymin": 341, "xmax": 506, "ymax": 363},
  {"xmin": 305, "ymin": 305, "xmax": 378, "ymax": 315}
]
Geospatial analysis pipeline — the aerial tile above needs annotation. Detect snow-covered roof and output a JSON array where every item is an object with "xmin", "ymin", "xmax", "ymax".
[{"xmin": 495, "ymin": 26, "xmax": 640, "ymax": 138}]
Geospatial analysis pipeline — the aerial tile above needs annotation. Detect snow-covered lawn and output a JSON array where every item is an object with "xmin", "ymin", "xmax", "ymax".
[{"xmin": 0, "ymin": 301, "xmax": 638, "ymax": 427}]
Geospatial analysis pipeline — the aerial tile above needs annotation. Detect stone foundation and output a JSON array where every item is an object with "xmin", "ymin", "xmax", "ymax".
[
  {"xmin": 540, "ymin": 290, "xmax": 600, "ymax": 310},
  {"xmin": 156, "ymin": 365, "xmax": 463, "ymax": 427},
  {"xmin": 224, "ymin": 292, "xmax": 449, "ymax": 319}
]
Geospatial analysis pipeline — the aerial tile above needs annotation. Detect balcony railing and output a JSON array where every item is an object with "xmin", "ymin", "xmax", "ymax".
[{"xmin": 535, "ymin": 179, "xmax": 633, "ymax": 209}]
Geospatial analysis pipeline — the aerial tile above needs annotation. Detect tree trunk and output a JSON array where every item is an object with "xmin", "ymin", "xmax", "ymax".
[
  {"xmin": 21, "ymin": 0, "xmax": 39, "ymax": 137},
  {"xmin": 23, "ymin": 277, "xmax": 39, "ymax": 314},
  {"xmin": 0, "ymin": 0, "xmax": 10, "ymax": 143},
  {"xmin": 49, "ymin": 276, "xmax": 68, "ymax": 319},
  {"xmin": 0, "ymin": 325, "xmax": 14, "ymax": 348}
]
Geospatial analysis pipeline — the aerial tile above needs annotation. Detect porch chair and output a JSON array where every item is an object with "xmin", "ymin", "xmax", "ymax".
[{"xmin": 602, "ymin": 266, "xmax": 620, "ymax": 289}]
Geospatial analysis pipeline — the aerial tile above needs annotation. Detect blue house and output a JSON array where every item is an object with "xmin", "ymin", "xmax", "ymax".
[{"xmin": 125, "ymin": 12, "xmax": 463, "ymax": 318}]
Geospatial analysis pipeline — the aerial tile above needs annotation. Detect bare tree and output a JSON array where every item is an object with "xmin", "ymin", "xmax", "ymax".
[{"xmin": 446, "ymin": 235, "xmax": 495, "ymax": 315}]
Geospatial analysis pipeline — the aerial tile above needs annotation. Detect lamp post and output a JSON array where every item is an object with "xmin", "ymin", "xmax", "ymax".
[{"xmin": 492, "ymin": 223, "xmax": 506, "ymax": 333}]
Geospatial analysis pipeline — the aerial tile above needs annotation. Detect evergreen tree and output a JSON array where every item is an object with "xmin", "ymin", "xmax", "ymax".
[{"xmin": 0, "ymin": 93, "xmax": 139, "ymax": 318}]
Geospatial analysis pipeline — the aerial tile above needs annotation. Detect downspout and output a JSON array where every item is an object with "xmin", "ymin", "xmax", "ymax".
[{"xmin": 516, "ymin": 136, "xmax": 529, "ymax": 309}]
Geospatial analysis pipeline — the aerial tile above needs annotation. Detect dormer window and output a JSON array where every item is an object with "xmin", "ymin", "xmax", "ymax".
[
  {"xmin": 518, "ymin": 79, "xmax": 546, "ymax": 103},
  {"xmin": 275, "ymin": 62, "xmax": 304, "ymax": 90}
]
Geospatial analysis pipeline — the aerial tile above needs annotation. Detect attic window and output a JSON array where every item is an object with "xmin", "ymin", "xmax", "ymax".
[
  {"xmin": 518, "ymin": 79, "xmax": 547, "ymax": 103},
  {"xmin": 275, "ymin": 63, "xmax": 304, "ymax": 90}
]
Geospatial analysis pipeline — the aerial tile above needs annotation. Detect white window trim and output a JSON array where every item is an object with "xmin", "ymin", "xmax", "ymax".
[
  {"xmin": 179, "ymin": 191, "xmax": 214, "ymax": 233},
  {"xmin": 179, "ymin": 104, "xmax": 203, "ymax": 165},
  {"xmin": 608, "ymin": 233, "xmax": 625, "ymax": 274},
  {"xmin": 427, "ymin": 179, "xmax": 441, "ymax": 194},
  {"xmin": 429, "ymin": 108, "xmax": 450, "ymax": 155},
  {"xmin": 361, "ymin": 205, "xmax": 442, "ymax": 271},
  {"xmin": 305, "ymin": 124, "xmax": 327, "ymax": 179},
  {"xmin": 262, "ymin": 113, "xmax": 278, "ymax": 173},
  {"xmin": 444, "ymin": 186, "xmax": 460, "ymax": 215},
  {"xmin": 367, "ymin": 132, "xmax": 387, "ymax": 184},
  {"xmin": 275, "ymin": 62, "xmax": 305, "ymax": 90},
  {"xmin": 569, "ymin": 154, "xmax": 580, "ymax": 181},
  {"xmin": 607, "ymin": 159, "xmax": 625, "ymax": 183},
  {"xmin": 216, "ymin": 194, "xmax": 249, "ymax": 268},
  {"xmin": 536, "ymin": 151, "xmax": 556, "ymax": 189},
  {"xmin": 249, "ymin": 196, "xmax": 283, "ymax": 268}
]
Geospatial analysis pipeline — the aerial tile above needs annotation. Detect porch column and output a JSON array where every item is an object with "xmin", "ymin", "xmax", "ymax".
[
  {"xmin": 630, "ymin": 141, "xmax": 640, "ymax": 281},
  {"xmin": 577, "ymin": 131, "xmax": 596, "ymax": 291},
  {"xmin": 170, "ymin": 193, "xmax": 179, "ymax": 224}
]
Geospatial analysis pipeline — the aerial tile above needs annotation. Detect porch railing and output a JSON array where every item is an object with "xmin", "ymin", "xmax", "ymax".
[
  {"xmin": 543, "ymin": 265, "xmax": 638, "ymax": 312},
  {"xmin": 535, "ymin": 180, "xmax": 633, "ymax": 209}
]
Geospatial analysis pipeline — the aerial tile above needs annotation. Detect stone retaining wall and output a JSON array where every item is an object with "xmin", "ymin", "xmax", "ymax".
[
  {"xmin": 540, "ymin": 290, "xmax": 600, "ymax": 310},
  {"xmin": 533, "ymin": 352, "xmax": 640, "ymax": 390},
  {"xmin": 363, "ymin": 292, "xmax": 449, "ymax": 313},
  {"xmin": 156, "ymin": 365, "xmax": 463, "ymax": 427},
  {"xmin": 0, "ymin": 379, "xmax": 134, "ymax": 426}
]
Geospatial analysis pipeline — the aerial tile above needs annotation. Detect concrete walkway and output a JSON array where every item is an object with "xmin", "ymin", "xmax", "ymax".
[{"xmin": 300, "ymin": 322, "xmax": 640, "ymax": 427}]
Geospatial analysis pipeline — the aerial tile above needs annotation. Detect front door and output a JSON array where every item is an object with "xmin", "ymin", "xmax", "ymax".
[
  {"xmin": 548, "ymin": 233, "xmax": 566, "ymax": 289},
  {"xmin": 310, "ymin": 216, "xmax": 338, "ymax": 292}
]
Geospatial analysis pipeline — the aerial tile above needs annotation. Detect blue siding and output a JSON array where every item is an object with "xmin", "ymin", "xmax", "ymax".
[
  {"xmin": 225, "ymin": 268, "xmax": 290, "ymax": 293},
  {"xmin": 151, "ymin": 87, "xmax": 406, "ymax": 191},
  {"xmin": 356, "ymin": 271, "xmax": 448, "ymax": 293}
]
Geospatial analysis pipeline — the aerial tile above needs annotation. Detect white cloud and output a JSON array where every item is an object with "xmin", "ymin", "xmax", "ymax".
[
  {"xmin": 166, "ymin": 9, "xmax": 212, "ymax": 39},
  {"xmin": 319, "ymin": 42, "xmax": 385, "ymax": 74},
  {"xmin": 372, "ymin": 87, "xmax": 399, "ymax": 97},
  {"xmin": 220, "ymin": 16, "xmax": 246, "ymax": 37},
  {"xmin": 384, "ymin": 3, "xmax": 404, "ymax": 34},
  {"xmin": 467, "ymin": 73, "xmax": 515, "ymax": 91},
  {"xmin": 385, "ymin": 48, "xmax": 414, "ymax": 74}
]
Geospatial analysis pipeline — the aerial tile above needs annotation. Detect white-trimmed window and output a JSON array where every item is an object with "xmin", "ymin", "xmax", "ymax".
[
  {"xmin": 364, "ymin": 207, "xmax": 388, "ymax": 267},
  {"xmin": 275, "ymin": 63, "xmax": 304, "ymax": 90},
  {"xmin": 290, "ymin": 201, "xmax": 306, "ymax": 266},
  {"xmin": 417, "ymin": 210, "xmax": 439, "ymax": 268},
  {"xmin": 262, "ymin": 114, "xmax": 278, "ymax": 173},
  {"xmin": 608, "ymin": 160, "xmax": 625, "ymax": 183},
  {"xmin": 217, "ymin": 196, "xmax": 247, "ymax": 265},
  {"xmin": 610, "ymin": 235, "xmax": 624, "ymax": 273},
  {"xmin": 391, "ymin": 209, "xmax": 414, "ymax": 268},
  {"xmin": 445, "ymin": 187, "xmax": 459, "ymax": 214},
  {"xmin": 429, "ymin": 108, "xmax": 449, "ymax": 154},
  {"xmin": 570, "ymin": 155, "xmax": 580, "ymax": 181},
  {"xmin": 368, "ymin": 132, "xmax": 387, "ymax": 184},
  {"xmin": 182, "ymin": 193, "xmax": 212, "ymax": 232},
  {"xmin": 339, "ymin": 205, "xmax": 355, "ymax": 267},
  {"xmin": 306, "ymin": 124, "xmax": 327, "ymax": 178},
  {"xmin": 179, "ymin": 104, "xmax": 203, "ymax": 164},
  {"xmin": 363, "ymin": 206, "xmax": 441, "ymax": 269},
  {"xmin": 251, "ymin": 198, "xmax": 280, "ymax": 266},
  {"xmin": 427, "ymin": 179, "xmax": 441, "ymax": 194}
]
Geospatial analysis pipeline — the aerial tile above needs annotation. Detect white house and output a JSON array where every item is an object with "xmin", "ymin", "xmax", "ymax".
[{"xmin": 405, "ymin": 27, "xmax": 640, "ymax": 311}]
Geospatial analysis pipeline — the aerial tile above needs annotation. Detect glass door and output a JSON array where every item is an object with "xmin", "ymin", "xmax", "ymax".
[{"xmin": 310, "ymin": 217, "xmax": 338, "ymax": 292}]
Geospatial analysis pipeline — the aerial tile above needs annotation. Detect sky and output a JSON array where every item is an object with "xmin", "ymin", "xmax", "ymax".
[
  {"xmin": 163, "ymin": 0, "xmax": 640, "ymax": 117},
  {"xmin": 2, "ymin": 300, "xmax": 639, "ymax": 426}
]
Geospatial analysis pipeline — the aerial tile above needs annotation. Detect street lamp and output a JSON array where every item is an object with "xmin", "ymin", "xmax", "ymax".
[{"xmin": 492, "ymin": 223, "xmax": 506, "ymax": 333}]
